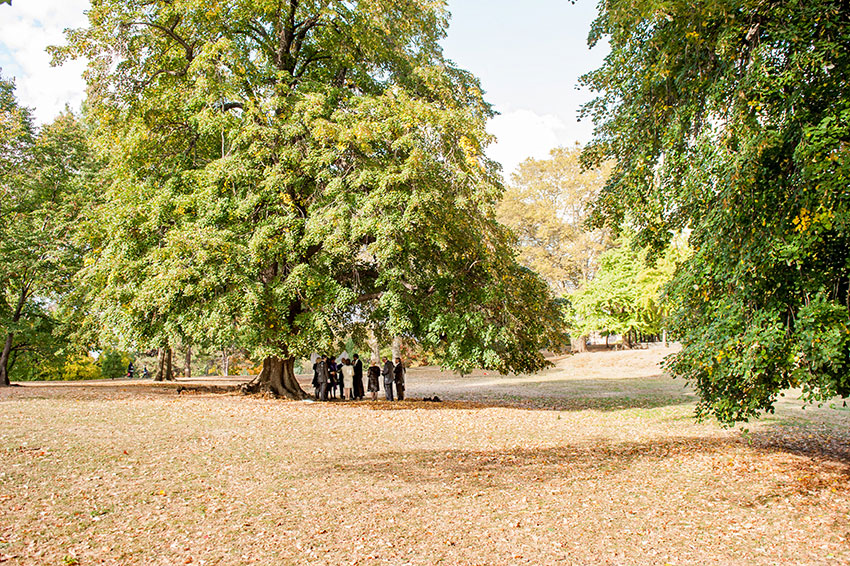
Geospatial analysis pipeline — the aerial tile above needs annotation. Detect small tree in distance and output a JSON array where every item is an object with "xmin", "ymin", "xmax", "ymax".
[
  {"xmin": 99, "ymin": 349, "xmax": 126, "ymax": 379},
  {"xmin": 569, "ymin": 234, "xmax": 688, "ymax": 349}
]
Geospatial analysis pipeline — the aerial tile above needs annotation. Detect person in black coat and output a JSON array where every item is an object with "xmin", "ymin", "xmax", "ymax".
[
  {"xmin": 312, "ymin": 357, "xmax": 321, "ymax": 400},
  {"xmin": 352, "ymin": 354, "xmax": 364, "ymax": 400},
  {"xmin": 327, "ymin": 357, "xmax": 338, "ymax": 399},
  {"xmin": 367, "ymin": 359, "xmax": 381, "ymax": 401},
  {"xmin": 393, "ymin": 357, "xmax": 406, "ymax": 401},
  {"xmin": 316, "ymin": 355, "xmax": 330, "ymax": 401},
  {"xmin": 381, "ymin": 357, "xmax": 394, "ymax": 401}
]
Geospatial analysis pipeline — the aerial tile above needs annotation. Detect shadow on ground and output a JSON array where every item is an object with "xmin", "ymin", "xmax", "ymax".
[
  {"xmin": 321, "ymin": 432, "xmax": 850, "ymax": 499},
  {"xmin": 328, "ymin": 373, "xmax": 698, "ymax": 413},
  {"xmin": 5, "ymin": 373, "xmax": 698, "ymax": 413}
]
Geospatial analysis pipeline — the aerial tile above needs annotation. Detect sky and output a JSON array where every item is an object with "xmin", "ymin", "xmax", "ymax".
[
  {"xmin": 0, "ymin": 0, "xmax": 608, "ymax": 177},
  {"xmin": 442, "ymin": 1, "xmax": 608, "ymax": 175}
]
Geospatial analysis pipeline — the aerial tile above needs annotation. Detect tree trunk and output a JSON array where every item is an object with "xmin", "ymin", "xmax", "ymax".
[
  {"xmin": 0, "ymin": 284, "xmax": 30, "ymax": 387},
  {"xmin": 185, "ymin": 346, "xmax": 192, "ymax": 379},
  {"xmin": 622, "ymin": 329, "xmax": 634, "ymax": 350},
  {"xmin": 154, "ymin": 346, "xmax": 174, "ymax": 381},
  {"xmin": 241, "ymin": 356, "xmax": 307, "ymax": 399},
  {"xmin": 221, "ymin": 347, "xmax": 230, "ymax": 377},
  {"xmin": 367, "ymin": 329, "xmax": 380, "ymax": 363},
  {"xmin": 391, "ymin": 336, "xmax": 402, "ymax": 360},
  {"xmin": 0, "ymin": 333, "xmax": 13, "ymax": 386},
  {"xmin": 663, "ymin": 329, "xmax": 668, "ymax": 347},
  {"xmin": 570, "ymin": 334, "xmax": 588, "ymax": 354}
]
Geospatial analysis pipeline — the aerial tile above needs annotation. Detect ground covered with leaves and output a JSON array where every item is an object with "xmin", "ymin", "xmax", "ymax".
[{"xmin": 2, "ymin": 347, "xmax": 848, "ymax": 565}]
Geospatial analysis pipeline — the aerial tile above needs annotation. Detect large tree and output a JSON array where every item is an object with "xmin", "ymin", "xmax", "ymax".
[
  {"xmin": 0, "ymin": 74, "xmax": 94, "ymax": 385},
  {"xmin": 582, "ymin": 0, "xmax": 850, "ymax": 422},
  {"xmin": 57, "ymin": 0, "xmax": 566, "ymax": 397}
]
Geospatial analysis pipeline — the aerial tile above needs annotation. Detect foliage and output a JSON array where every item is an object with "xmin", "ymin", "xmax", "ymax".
[
  {"xmin": 55, "ymin": 0, "xmax": 566, "ymax": 388},
  {"xmin": 11, "ymin": 349, "xmax": 104, "ymax": 381},
  {"xmin": 568, "ymin": 234, "xmax": 686, "ymax": 341},
  {"xmin": 581, "ymin": 0, "xmax": 850, "ymax": 422},
  {"xmin": 497, "ymin": 146, "xmax": 612, "ymax": 295},
  {"xmin": 7, "ymin": 352, "xmax": 60, "ymax": 382},
  {"xmin": 0, "ymin": 72, "xmax": 96, "ymax": 384},
  {"xmin": 59, "ymin": 353, "xmax": 102, "ymax": 381},
  {"xmin": 99, "ymin": 348, "xmax": 129, "ymax": 379}
]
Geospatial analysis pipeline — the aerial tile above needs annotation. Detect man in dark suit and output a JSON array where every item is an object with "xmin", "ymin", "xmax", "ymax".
[
  {"xmin": 393, "ymin": 357, "xmax": 406, "ymax": 401},
  {"xmin": 316, "ymin": 355, "xmax": 330, "ymax": 401},
  {"xmin": 352, "ymin": 354, "xmax": 364, "ymax": 400},
  {"xmin": 381, "ymin": 356, "xmax": 394, "ymax": 401}
]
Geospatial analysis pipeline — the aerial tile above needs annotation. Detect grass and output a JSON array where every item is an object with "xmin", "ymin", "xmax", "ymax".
[{"xmin": 1, "ymin": 347, "xmax": 849, "ymax": 565}]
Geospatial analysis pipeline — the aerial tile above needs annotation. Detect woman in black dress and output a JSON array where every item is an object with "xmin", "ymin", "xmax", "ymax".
[
  {"xmin": 352, "ymin": 354, "xmax": 365, "ymax": 400},
  {"xmin": 366, "ymin": 359, "xmax": 381, "ymax": 401}
]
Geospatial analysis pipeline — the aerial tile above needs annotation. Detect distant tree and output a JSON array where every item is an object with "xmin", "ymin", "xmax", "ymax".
[
  {"xmin": 498, "ymin": 146, "xmax": 611, "ymax": 295},
  {"xmin": 497, "ymin": 146, "xmax": 612, "ymax": 352},
  {"xmin": 57, "ymin": 0, "xmax": 567, "ymax": 397},
  {"xmin": 569, "ymin": 234, "xmax": 686, "ymax": 348},
  {"xmin": 99, "ymin": 349, "xmax": 126, "ymax": 379},
  {"xmin": 582, "ymin": 0, "xmax": 850, "ymax": 422},
  {"xmin": 59, "ymin": 354, "xmax": 102, "ymax": 381},
  {"xmin": 0, "ymin": 74, "xmax": 95, "ymax": 385}
]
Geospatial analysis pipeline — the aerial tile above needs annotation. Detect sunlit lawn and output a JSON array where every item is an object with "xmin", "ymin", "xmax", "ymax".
[{"xmin": 2, "ymin": 347, "xmax": 848, "ymax": 565}]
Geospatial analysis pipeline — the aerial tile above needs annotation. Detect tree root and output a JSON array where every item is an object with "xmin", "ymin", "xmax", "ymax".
[
  {"xmin": 240, "ymin": 374, "xmax": 263, "ymax": 395},
  {"xmin": 239, "ymin": 367, "xmax": 308, "ymax": 400}
]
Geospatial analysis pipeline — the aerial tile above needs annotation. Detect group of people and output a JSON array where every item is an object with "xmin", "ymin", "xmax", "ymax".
[
  {"xmin": 124, "ymin": 362, "xmax": 149, "ymax": 379},
  {"xmin": 311, "ymin": 354, "xmax": 406, "ymax": 402}
]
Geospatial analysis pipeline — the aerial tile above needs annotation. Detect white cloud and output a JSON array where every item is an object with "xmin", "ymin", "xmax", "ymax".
[
  {"xmin": 486, "ymin": 108, "xmax": 589, "ymax": 180},
  {"xmin": 0, "ymin": 0, "xmax": 89, "ymax": 123}
]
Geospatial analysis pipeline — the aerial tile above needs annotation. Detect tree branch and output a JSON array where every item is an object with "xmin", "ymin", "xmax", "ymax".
[
  {"xmin": 12, "ymin": 280, "xmax": 31, "ymax": 322},
  {"xmin": 241, "ymin": 21, "xmax": 278, "ymax": 63},
  {"xmin": 303, "ymin": 243, "xmax": 323, "ymax": 262},
  {"xmin": 293, "ymin": 53, "xmax": 332, "ymax": 78},
  {"xmin": 139, "ymin": 64, "xmax": 192, "ymax": 88},
  {"xmin": 215, "ymin": 101, "xmax": 244, "ymax": 112},
  {"xmin": 291, "ymin": 14, "xmax": 323, "ymax": 58},
  {"xmin": 122, "ymin": 17, "xmax": 196, "ymax": 62}
]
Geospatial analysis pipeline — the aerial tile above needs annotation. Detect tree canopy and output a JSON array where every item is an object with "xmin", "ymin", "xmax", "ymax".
[
  {"xmin": 54, "ymin": 0, "xmax": 566, "ymax": 395},
  {"xmin": 582, "ymin": 0, "xmax": 850, "ymax": 423},
  {"xmin": 497, "ymin": 146, "xmax": 611, "ymax": 296},
  {"xmin": 0, "ymin": 74, "xmax": 96, "ymax": 385},
  {"xmin": 568, "ymin": 233, "xmax": 686, "ymax": 346}
]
